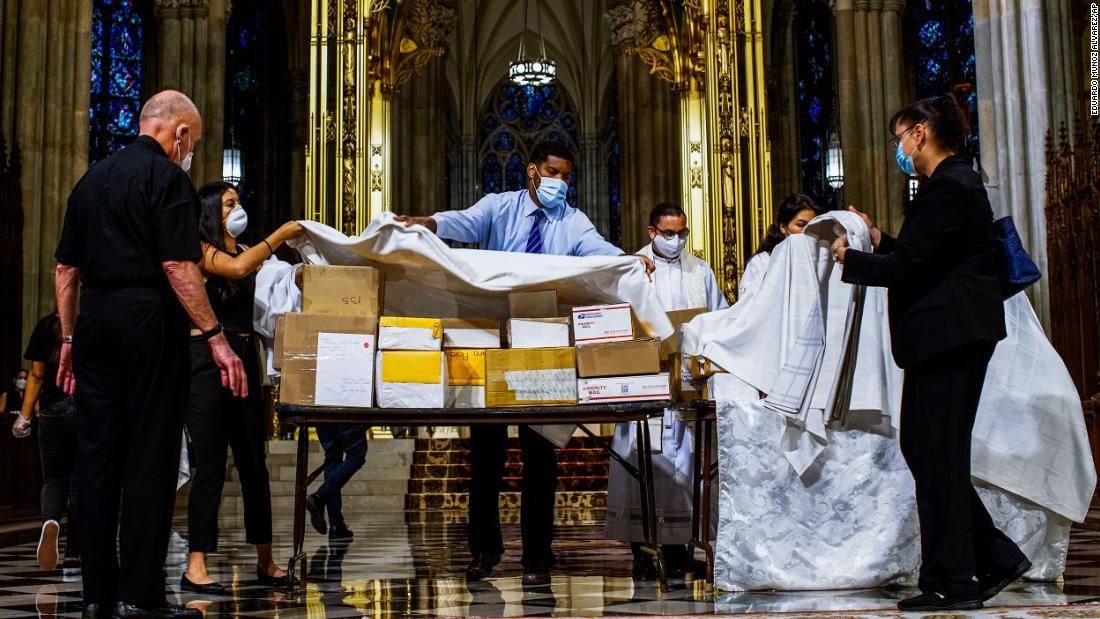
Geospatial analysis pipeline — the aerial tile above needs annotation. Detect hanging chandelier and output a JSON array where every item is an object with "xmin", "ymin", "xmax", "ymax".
[{"xmin": 509, "ymin": 0, "xmax": 555, "ymax": 86}]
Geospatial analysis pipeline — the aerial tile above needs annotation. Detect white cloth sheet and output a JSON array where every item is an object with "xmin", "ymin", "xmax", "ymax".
[{"xmin": 685, "ymin": 211, "xmax": 1093, "ymax": 591}]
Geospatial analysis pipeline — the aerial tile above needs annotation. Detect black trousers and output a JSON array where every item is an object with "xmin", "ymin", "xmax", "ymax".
[
  {"xmin": 38, "ymin": 398, "xmax": 79, "ymax": 557},
  {"xmin": 900, "ymin": 340, "xmax": 1027, "ymax": 598},
  {"xmin": 73, "ymin": 287, "xmax": 190, "ymax": 607},
  {"xmin": 186, "ymin": 334, "xmax": 270, "ymax": 553},
  {"xmin": 467, "ymin": 425, "xmax": 557, "ymax": 568}
]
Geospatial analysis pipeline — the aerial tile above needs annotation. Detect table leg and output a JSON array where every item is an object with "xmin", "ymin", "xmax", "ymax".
[
  {"xmin": 636, "ymin": 419, "xmax": 667, "ymax": 593},
  {"xmin": 700, "ymin": 418, "xmax": 715, "ymax": 585},
  {"xmin": 688, "ymin": 415, "xmax": 703, "ymax": 571},
  {"xmin": 288, "ymin": 424, "xmax": 310, "ymax": 596}
]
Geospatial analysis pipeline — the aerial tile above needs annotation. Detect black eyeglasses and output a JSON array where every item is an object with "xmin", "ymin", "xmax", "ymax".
[
  {"xmin": 889, "ymin": 124, "xmax": 921, "ymax": 148},
  {"xmin": 653, "ymin": 227, "xmax": 690, "ymax": 240}
]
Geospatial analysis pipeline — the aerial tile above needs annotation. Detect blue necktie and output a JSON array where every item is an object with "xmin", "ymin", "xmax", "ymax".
[{"xmin": 526, "ymin": 209, "xmax": 546, "ymax": 254}]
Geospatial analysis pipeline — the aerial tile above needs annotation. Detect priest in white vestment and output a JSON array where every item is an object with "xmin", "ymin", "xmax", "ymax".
[{"xmin": 605, "ymin": 203, "xmax": 728, "ymax": 577}]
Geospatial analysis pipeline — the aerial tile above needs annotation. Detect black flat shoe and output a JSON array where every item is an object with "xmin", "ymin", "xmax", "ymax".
[
  {"xmin": 980, "ymin": 558, "xmax": 1032, "ymax": 601},
  {"xmin": 897, "ymin": 591, "xmax": 983, "ymax": 611},
  {"xmin": 115, "ymin": 602, "xmax": 202, "ymax": 618},
  {"xmin": 465, "ymin": 552, "xmax": 501, "ymax": 581},
  {"xmin": 180, "ymin": 573, "xmax": 226, "ymax": 595},
  {"xmin": 82, "ymin": 603, "xmax": 112, "ymax": 619},
  {"xmin": 522, "ymin": 568, "xmax": 551, "ymax": 587},
  {"xmin": 255, "ymin": 567, "xmax": 297, "ymax": 588}
]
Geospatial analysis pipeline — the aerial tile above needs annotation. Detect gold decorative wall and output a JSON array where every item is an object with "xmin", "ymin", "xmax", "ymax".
[
  {"xmin": 306, "ymin": 0, "xmax": 456, "ymax": 235},
  {"xmin": 607, "ymin": 0, "xmax": 772, "ymax": 298}
]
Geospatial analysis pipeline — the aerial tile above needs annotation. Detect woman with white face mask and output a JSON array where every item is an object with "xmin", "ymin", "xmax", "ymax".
[
  {"xmin": 180, "ymin": 182, "xmax": 304, "ymax": 594},
  {"xmin": 738, "ymin": 194, "xmax": 822, "ymax": 302}
]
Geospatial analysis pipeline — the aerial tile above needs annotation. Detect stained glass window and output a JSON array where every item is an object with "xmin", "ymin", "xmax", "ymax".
[
  {"xmin": 89, "ymin": 0, "xmax": 144, "ymax": 163},
  {"xmin": 225, "ymin": 4, "xmax": 265, "ymax": 223},
  {"xmin": 604, "ymin": 82, "xmax": 622, "ymax": 247},
  {"xmin": 793, "ymin": 1, "xmax": 837, "ymax": 209},
  {"xmin": 479, "ymin": 80, "xmax": 580, "ymax": 208},
  {"xmin": 909, "ymin": 0, "xmax": 979, "ymax": 161}
]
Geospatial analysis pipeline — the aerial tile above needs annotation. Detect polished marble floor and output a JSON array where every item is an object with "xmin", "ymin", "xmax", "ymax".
[{"xmin": 3, "ymin": 508, "xmax": 1100, "ymax": 618}]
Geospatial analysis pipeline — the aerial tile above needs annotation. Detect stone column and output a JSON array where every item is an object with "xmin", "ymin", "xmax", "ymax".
[
  {"xmin": 394, "ymin": 63, "xmax": 447, "ymax": 217},
  {"xmin": 455, "ymin": 135, "xmax": 478, "ymax": 211},
  {"xmin": 0, "ymin": 0, "xmax": 91, "ymax": 345},
  {"xmin": 833, "ymin": 0, "xmax": 864, "ymax": 215},
  {"xmin": 616, "ymin": 55, "xmax": 680, "ymax": 254},
  {"xmin": 578, "ymin": 136, "xmax": 606, "ymax": 237},
  {"xmin": 973, "ymin": 0, "xmax": 1062, "ymax": 329},
  {"xmin": 154, "ymin": 0, "xmax": 226, "ymax": 186},
  {"xmin": 880, "ymin": 0, "xmax": 905, "ymax": 232}
]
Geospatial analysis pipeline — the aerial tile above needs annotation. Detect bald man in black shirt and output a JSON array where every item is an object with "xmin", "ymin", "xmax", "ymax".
[{"xmin": 55, "ymin": 90, "xmax": 247, "ymax": 619}]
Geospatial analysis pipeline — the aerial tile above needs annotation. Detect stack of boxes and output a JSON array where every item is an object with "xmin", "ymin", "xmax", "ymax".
[
  {"xmin": 279, "ymin": 265, "xmax": 382, "ymax": 407},
  {"xmin": 486, "ymin": 290, "xmax": 577, "ymax": 407},
  {"xmin": 276, "ymin": 272, "xmax": 703, "ymax": 409},
  {"xmin": 572, "ymin": 304, "xmax": 670, "ymax": 404}
]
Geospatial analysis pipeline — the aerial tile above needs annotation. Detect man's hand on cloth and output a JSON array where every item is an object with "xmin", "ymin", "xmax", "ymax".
[
  {"xmin": 847, "ymin": 205, "xmax": 882, "ymax": 249},
  {"xmin": 393, "ymin": 215, "xmax": 438, "ymax": 233},
  {"xmin": 831, "ymin": 235, "xmax": 849, "ymax": 264}
]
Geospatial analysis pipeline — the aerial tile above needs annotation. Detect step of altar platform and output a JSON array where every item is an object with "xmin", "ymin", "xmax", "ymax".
[
  {"xmin": 215, "ymin": 438, "xmax": 414, "ymax": 519},
  {"xmin": 405, "ymin": 437, "xmax": 611, "ymax": 512}
]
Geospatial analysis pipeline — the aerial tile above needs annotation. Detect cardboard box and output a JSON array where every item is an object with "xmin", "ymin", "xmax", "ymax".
[
  {"xmin": 485, "ymin": 347, "xmax": 577, "ymax": 407},
  {"xmin": 376, "ymin": 350, "xmax": 445, "ymax": 408},
  {"xmin": 442, "ymin": 318, "xmax": 501, "ymax": 349},
  {"xmin": 273, "ymin": 315, "xmax": 286, "ymax": 371},
  {"xmin": 508, "ymin": 290, "xmax": 559, "ymax": 318},
  {"xmin": 660, "ymin": 307, "xmax": 708, "ymax": 359},
  {"xmin": 688, "ymin": 356, "xmax": 724, "ymax": 380},
  {"xmin": 378, "ymin": 316, "xmax": 442, "ymax": 350},
  {"xmin": 577, "ymin": 373, "xmax": 671, "ymax": 404},
  {"xmin": 445, "ymin": 349, "xmax": 486, "ymax": 385},
  {"xmin": 575, "ymin": 339, "xmax": 661, "ymax": 378},
  {"xmin": 572, "ymin": 303, "xmax": 634, "ymax": 345},
  {"xmin": 279, "ymin": 313, "xmax": 377, "ymax": 406},
  {"xmin": 302, "ymin": 265, "xmax": 382, "ymax": 316},
  {"xmin": 507, "ymin": 317, "xmax": 571, "ymax": 349},
  {"xmin": 670, "ymin": 354, "xmax": 704, "ymax": 403}
]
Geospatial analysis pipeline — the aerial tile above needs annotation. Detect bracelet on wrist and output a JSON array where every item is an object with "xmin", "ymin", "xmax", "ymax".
[
  {"xmin": 262, "ymin": 239, "xmax": 274, "ymax": 256},
  {"xmin": 201, "ymin": 323, "xmax": 224, "ymax": 340}
]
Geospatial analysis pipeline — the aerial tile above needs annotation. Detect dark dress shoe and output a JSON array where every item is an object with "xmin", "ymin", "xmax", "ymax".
[
  {"xmin": 306, "ymin": 494, "xmax": 328, "ymax": 535},
  {"xmin": 897, "ymin": 591, "xmax": 983, "ymax": 611},
  {"xmin": 522, "ymin": 568, "xmax": 552, "ymax": 587},
  {"xmin": 980, "ymin": 558, "xmax": 1032, "ymax": 600},
  {"xmin": 255, "ymin": 567, "xmax": 298, "ymax": 588},
  {"xmin": 465, "ymin": 552, "xmax": 501, "ymax": 580},
  {"xmin": 115, "ymin": 602, "xmax": 202, "ymax": 617},
  {"xmin": 180, "ymin": 573, "xmax": 227, "ymax": 595},
  {"xmin": 329, "ymin": 525, "xmax": 354, "ymax": 541}
]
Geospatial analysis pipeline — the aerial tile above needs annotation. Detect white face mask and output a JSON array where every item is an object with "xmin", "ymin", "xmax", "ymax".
[
  {"xmin": 224, "ymin": 204, "xmax": 248, "ymax": 238},
  {"xmin": 14, "ymin": 379, "xmax": 26, "ymax": 391},
  {"xmin": 176, "ymin": 132, "xmax": 193, "ymax": 172},
  {"xmin": 533, "ymin": 167, "xmax": 568, "ymax": 211},
  {"xmin": 654, "ymin": 234, "xmax": 687, "ymax": 259}
]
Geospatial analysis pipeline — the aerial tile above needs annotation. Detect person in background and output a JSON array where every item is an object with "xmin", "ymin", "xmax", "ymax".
[
  {"xmin": 832, "ymin": 94, "xmax": 1030, "ymax": 611},
  {"xmin": 305, "ymin": 426, "xmax": 367, "ymax": 542},
  {"xmin": 54, "ymin": 90, "xmax": 248, "ymax": 619},
  {"xmin": 0, "ymin": 369, "xmax": 27, "ymax": 415},
  {"xmin": 607, "ymin": 203, "xmax": 728, "ymax": 578},
  {"xmin": 739, "ymin": 194, "xmax": 822, "ymax": 301},
  {"xmin": 181, "ymin": 181, "xmax": 303, "ymax": 594},
  {"xmin": 13, "ymin": 312, "xmax": 80, "ymax": 575},
  {"xmin": 395, "ymin": 140, "xmax": 651, "ymax": 587}
]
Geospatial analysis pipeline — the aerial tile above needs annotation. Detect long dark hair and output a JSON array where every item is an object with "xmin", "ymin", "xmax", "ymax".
[
  {"xmin": 889, "ymin": 89, "xmax": 972, "ymax": 156},
  {"xmin": 197, "ymin": 181, "xmax": 252, "ymax": 303},
  {"xmin": 752, "ymin": 194, "xmax": 822, "ymax": 256}
]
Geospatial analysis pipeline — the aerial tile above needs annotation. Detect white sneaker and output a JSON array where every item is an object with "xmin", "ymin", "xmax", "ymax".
[{"xmin": 37, "ymin": 520, "xmax": 59, "ymax": 571}]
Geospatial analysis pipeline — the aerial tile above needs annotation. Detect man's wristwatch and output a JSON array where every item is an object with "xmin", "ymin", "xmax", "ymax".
[
  {"xmin": 201, "ymin": 323, "xmax": 224, "ymax": 340},
  {"xmin": 62, "ymin": 335, "xmax": 73, "ymax": 344}
]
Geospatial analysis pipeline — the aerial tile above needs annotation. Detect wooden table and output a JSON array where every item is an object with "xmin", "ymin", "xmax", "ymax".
[
  {"xmin": 275, "ymin": 401, "xmax": 674, "ymax": 594},
  {"xmin": 675, "ymin": 400, "xmax": 718, "ymax": 585}
]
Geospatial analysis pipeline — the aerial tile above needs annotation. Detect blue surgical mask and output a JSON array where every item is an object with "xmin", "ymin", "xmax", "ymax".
[
  {"xmin": 895, "ymin": 133, "xmax": 917, "ymax": 176},
  {"xmin": 533, "ymin": 168, "xmax": 568, "ymax": 211}
]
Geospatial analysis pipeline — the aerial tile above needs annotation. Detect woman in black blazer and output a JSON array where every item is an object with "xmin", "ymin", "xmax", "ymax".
[{"xmin": 833, "ymin": 95, "xmax": 1030, "ymax": 611}]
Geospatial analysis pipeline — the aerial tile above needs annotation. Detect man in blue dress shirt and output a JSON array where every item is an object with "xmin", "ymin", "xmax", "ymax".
[{"xmin": 397, "ymin": 140, "xmax": 650, "ymax": 587}]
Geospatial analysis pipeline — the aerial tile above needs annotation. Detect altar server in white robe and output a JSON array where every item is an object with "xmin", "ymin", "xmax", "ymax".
[
  {"xmin": 738, "ymin": 194, "xmax": 821, "ymax": 300},
  {"xmin": 606, "ymin": 203, "xmax": 728, "ymax": 578}
]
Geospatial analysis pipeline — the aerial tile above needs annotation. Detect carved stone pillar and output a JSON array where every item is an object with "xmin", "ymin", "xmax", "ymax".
[
  {"xmin": 0, "ymin": 0, "xmax": 91, "ymax": 345},
  {"xmin": 154, "ymin": 0, "xmax": 226, "ymax": 186},
  {"xmin": 455, "ymin": 136, "xmax": 478, "ymax": 211},
  {"xmin": 579, "ymin": 136, "xmax": 606, "ymax": 237},
  {"xmin": 833, "ymin": 0, "xmax": 864, "ymax": 216},
  {"xmin": 880, "ymin": 0, "xmax": 905, "ymax": 232},
  {"xmin": 394, "ymin": 62, "xmax": 447, "ymax": 217}
]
